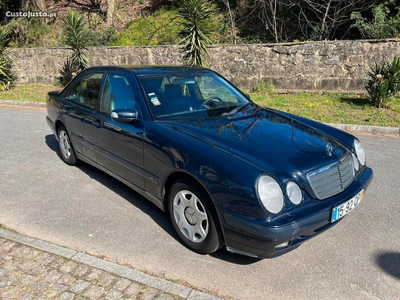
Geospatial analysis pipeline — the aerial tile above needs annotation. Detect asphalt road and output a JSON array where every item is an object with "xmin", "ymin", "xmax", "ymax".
[{"xmin": 1, "ymin": 105, "xmax": 399, "ymax": 300}]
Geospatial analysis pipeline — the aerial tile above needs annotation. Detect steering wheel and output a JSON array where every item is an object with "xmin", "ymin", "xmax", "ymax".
[{"xmin": 199, "ymin": 96, "xmax": 223, "ymax": 109}]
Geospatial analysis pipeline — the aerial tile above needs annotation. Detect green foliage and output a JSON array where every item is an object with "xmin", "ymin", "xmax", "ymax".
[
  {"xmin": 351, "ymin": 6, "xmax": 400, "ymax": 39},
  {"xmin": 177, "ymin": 0, "xmax": 215, "ymax": 67},
  {"xmin": 0, "ymin": 26, "xmax": 12, "ymax": 91},
  {"xmin": 62, "ymin": 10, "xmax": 89, "ymax": 73},
  {"xmin": 5, "ymin": 17, "xmax": 51, "ymax": 48},
  {"xmin": 58, "ymin": 59, "xmax": 76, "ymax": 86},
  {"xmin": 111, "ymin": 9, "xmax": 182, "ymax": 46},
  {"xmin": 87, "ymin": 27, "xmax": 115, "ymax": 46},
  {"xmin": 252, "ymin": 79, "xmax": 275, "ymax": 95},
  {"xmin": 365, "ymin": 57, "xmax": 400, "ymax": 108}
]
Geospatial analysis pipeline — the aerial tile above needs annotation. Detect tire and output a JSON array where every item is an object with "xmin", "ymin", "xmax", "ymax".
[
  {"xmin": 168, "ymin": 178, "xmax": 224, "ymax": 254},
  {"xmin": 57, "ymin": 125, "xmax": 78, "ymax": 166}
]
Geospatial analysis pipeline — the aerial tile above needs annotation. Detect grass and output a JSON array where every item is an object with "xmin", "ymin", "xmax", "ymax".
[
  {"xmin": 0, "ymin": 84, "xmax": 399, "ymax": 127},
  {"xmin": 0, "ymin": 84, "xmax": 60, "ymax": 102},
  {"xmin": 249, "ymin": 91, "xmax": 400, "ymax": 127}
]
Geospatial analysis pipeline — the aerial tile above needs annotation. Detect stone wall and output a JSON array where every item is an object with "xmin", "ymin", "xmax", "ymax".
[{"xmin": 7, "ymin": 39, "xmax": 400, "ymax": 92}]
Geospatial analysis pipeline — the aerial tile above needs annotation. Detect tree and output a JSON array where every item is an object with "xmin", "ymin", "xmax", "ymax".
[
  {"xmin": 62, "ymin": 9, "xmax": 89, "ymax": 73},
  {"xmin": 255, "ymin": 0, "xmax": 297, "ymax": 43},
  {"xmin": 177, "ymin": 0, "xmax": 214, "ymax": 67},
  {"xmin": 221, "ymin": 0, "xmax": 238, "ymax": 44},
  {"xmin": 290, "ymin": 0, "xmax": 371, "ymax": 41}
]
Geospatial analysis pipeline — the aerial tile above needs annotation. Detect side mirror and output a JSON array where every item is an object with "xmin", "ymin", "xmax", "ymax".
[
  {"xmin": 110, "ymin": 109, "xmax": 138, "ymax": 123},
  {"xmin": 245, "ymin": 94, "xmax": 251, "ymax": 100}
]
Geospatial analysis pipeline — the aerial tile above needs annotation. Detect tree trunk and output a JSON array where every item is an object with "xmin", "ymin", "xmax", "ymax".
[
  {"xmin": 237, "ymin": 0, "xmax": 249, "ymax": 17},
  {"xmin": 34, "ymin": 0, "xmax": 46, "ymax": 11},
  {"xmin": 22, "ymin": 0, "xmax": 46, "ymax": 10},
  {"xmin": 107, "ymin": 0, "xmax": 115, "ymax": 27}
]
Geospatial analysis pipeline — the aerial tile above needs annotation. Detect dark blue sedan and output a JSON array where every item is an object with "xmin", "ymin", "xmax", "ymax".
[{"xmin": 46, "ymin": 66, "xmax": 373, "ymax": 258}]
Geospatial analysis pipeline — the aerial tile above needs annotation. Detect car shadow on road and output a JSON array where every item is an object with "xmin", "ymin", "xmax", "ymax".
[
  {"xmin": 375, "ymin": 252, "xmax": 400, "ymax": 280},
  {"xmin": 45, "ymin": 135, "xmax": 177, "ymax": 238},
  {"xmin": 45, "ymin": 135, "xmax": 260, "ymax": 265}
]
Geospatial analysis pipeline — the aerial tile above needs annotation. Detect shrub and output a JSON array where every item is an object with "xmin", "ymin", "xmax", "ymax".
[
  {"xmin": 365, "ymin": 57, "xmax": 400, "ymax": 108},
  {"xmin": 0, "ymin": 27, "xmax": 12, "ymax": 91},
  {"xmin": 351, "ymin": 6, "xmax": 400, "ymax": 39},
  {"xmin": 111, "ymin": 9, "xmax": 182, "ymax": 46},
  {"xmin": 58, "ymin": 58, "xmax": 76, "ymax": 86},
  {"xmin": 252, "ymin": 79, "xmax": 275, "ymax": 95}
]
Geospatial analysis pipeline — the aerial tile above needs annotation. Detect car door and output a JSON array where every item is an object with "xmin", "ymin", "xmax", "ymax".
[
  {"xmin": 62, "ymin": 72, "xmax": 104, "ymax": 162},
  {"xmin": 92, "ymin": 71, "xmax": 145, "ymax": 189}
]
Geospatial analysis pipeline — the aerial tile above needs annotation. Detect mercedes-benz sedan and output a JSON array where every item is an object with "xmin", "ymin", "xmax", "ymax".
[{"xmin": 46, "ymin": 66, "xmax": 373, "ymax": 258}]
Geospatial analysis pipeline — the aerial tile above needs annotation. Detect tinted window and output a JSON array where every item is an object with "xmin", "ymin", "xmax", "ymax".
[
  {"xmin": 100, "ymin": 74, "xmax": 137, "ymax": 114},
  {"xmin": 138, "ymin": 71, "xmax": 249, "ymax": 119},
  {"xmin": 67, "ymin": 73, "xmax": 103, "ymax": 109},
  {"xmin": 195, "ymin": 75, "xmax": 238, "ymax": 104},
  {"xmin": 67, "ymin": 79, "xmax": 81, "ymax": 102}
]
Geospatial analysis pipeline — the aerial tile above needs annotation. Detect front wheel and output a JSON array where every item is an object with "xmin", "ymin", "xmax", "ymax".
[
  {"xmin": 168, "ymin": 179, "xmax": 224, "ymax": 254},
  {"xmin": 58, "ymin": 125, "xmax": 77, "ymax": 166}
]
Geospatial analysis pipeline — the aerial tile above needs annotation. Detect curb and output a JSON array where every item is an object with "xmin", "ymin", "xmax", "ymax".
[
  {"xmin": 0, "ymin": 228, "xmax": 220, "ymax": 300},
  {"xmin": 0, "ymin": 99, "xmax": 46, "ymax": 107},
  {"xmin": 0, "ymin": 99, "xmax": 398, "ymax": 135},
  {"xmin": 325, "ymin": 123, "xmax": 400, "ymax": 135}
]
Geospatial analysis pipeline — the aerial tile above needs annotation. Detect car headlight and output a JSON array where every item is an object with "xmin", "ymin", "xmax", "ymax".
[
  {"xmin": 352, "ymin": 153, "xmax": 359, "ymax": 171},
  {"xmin": 354, "ymin": 139, "xmax": 366, "ymax": 166},
  {"xmin": 286, "ymin": 181, "xmax": 303, "ymax": 205},
  {"xmin": 257, "ymin": 175, "xmax": 284, "ymax": 214}
]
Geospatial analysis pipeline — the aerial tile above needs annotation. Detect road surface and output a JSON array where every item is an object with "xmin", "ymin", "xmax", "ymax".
[{"xmin": 0, "ymin": 106, "xmax": 399, "ymax": 299}]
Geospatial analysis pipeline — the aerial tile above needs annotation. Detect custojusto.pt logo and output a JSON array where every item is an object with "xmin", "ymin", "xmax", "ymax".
[{"xmin": 6, "ymin": 11, "xmax": 57, "ymax": 19}]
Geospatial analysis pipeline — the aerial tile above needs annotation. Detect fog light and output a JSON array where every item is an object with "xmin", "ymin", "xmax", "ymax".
[{"xmin": 276, "ymin": 242, "xmax": 289, "ymax": 249}]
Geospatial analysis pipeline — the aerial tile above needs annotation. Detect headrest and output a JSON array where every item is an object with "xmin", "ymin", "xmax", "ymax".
[{"xmin": 164, "ymin": 84, "xmax": 182, "ymax": 100}]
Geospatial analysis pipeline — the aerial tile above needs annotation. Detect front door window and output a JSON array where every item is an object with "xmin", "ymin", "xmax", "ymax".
[
  {"xmin": 99, "ymin": 74, "xmax": 137, "ymax": 114},
  {"xmin": 67, "ymin": 73, "xmax": 104, "ymax": 109}
]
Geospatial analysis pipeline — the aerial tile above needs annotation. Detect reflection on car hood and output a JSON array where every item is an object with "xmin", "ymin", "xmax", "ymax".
[{"xmin": 161, "ymin": 107, "xmax": 348, "ymax": 178}]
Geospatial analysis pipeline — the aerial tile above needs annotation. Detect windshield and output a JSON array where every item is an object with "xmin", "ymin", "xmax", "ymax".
[{"xmin": 137, "ymin": 71, "xmax": 250, "ymax": 120}]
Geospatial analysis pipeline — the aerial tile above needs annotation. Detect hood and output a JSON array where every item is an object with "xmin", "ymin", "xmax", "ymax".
[{"xmin": 161, "ymin": 107, "xmax": 349, "ymax": 180}]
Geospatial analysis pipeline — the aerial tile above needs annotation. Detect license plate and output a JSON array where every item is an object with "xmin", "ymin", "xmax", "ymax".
[{"xmin": 331, "ymin": 190, "xmax": 364, "ymax": 223}]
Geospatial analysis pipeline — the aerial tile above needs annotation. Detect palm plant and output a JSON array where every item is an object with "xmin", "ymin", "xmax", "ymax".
[
  {"xmin": 0, "ymin": 26, "xmax": 12, "ymax": 91},
  {"xmin": 62, "ymin": 10, "xmax": 89, "ymax": 73},
  {"xmin": 365, "ymin": 57, "xmax": 400, "ymax": 108},
  {"xmin": 177, "ymin": 0, "xmax": 214, "ymax": 67}
]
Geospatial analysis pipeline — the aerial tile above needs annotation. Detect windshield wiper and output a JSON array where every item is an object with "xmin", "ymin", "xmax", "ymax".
[{"xmin": 225, "ymin": 102, "xmax": 252, "ymax": 116}]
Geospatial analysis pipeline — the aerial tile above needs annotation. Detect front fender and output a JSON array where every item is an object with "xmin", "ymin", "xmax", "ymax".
[{"xmin": 143, "ymin": 121, "xmax": 266, "ymax": 220}]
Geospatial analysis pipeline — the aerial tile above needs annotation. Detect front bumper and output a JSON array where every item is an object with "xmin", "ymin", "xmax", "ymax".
[{"xmin": 222, "ymin": 167, "xmax": 373, "ymax": 258}]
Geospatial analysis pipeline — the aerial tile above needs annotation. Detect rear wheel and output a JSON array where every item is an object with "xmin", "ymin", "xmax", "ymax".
[
  {"xmin": 168, "ymin": 179, "xmax": 224, "ymax": 254},
  {"xmin": 58, "ymin": 125, "xmax": 77, "ymax": 166}
]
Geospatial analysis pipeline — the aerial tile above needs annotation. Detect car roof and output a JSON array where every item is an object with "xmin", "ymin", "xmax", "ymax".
[{"xmin": 83, "ymin": 65, "xmax": 211, "ymax": 76}]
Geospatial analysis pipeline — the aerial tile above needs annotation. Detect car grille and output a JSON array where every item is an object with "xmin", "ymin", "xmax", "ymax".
[{"xmin": 307, "ymin": 155, "xmax": 354, "ymax": 200}]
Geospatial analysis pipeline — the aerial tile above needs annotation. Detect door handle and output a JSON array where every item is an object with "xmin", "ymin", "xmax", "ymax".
[
  {"xmin": 103, "ymin": 122, "xmax": 121, "ymax": 132},
  {"xmin": 94, "ymin": 119, "xmax": 102, "ymax": 128}
]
